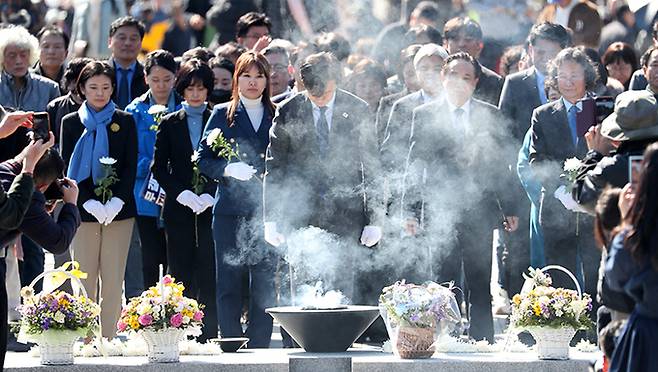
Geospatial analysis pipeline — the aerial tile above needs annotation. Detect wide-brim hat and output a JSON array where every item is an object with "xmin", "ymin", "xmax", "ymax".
[{"xmin": 600, "ymin": 90, "xmax": 658, "ymax": 141}]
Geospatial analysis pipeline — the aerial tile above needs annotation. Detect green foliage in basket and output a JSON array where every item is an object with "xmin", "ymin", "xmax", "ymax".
[{"xmin": 17, "ymin": 288, "xmax": 100, "ymax": 336}]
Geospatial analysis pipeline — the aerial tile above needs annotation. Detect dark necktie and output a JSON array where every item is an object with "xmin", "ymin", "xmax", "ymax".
[
  {"xmin": 567, "ymin": 105, "xmax": 578, "ymax": 146},
  {"xmin": 117, "ymin": 67, "xmax": 130, "ymax": 109},
  {"xmin": 317, "ymin": 106, "xmax": 329, "ymax": 156},
  {"xmin": 454, "ymin": 108, "xmax": 466, "ymax": 138}
]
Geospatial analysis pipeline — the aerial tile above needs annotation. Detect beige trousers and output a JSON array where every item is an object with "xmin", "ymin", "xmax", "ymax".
[{"xmin": 71, "ymin": 218, "xmax": 134, "ymax": 338}]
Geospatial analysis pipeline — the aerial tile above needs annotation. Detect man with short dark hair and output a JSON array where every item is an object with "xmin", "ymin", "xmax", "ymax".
[
  {"xmin": 108, "ymin": 16, "xmax": 148, "ymax": 109},
  {"xmin": 641, "ymin": 46, "xmax": 658, "ymax": 99},
  {"xmin": 236, "ymin": 12, "xmax": 272, "ymax": 51},
  {"xmin": 499, "ymin": 22, "xmax": 572, "ymax": 142},
  {"xmin": 443, "ymin": 17, "xmax": 503, "ymax": 106},
  {"xmin": 264, "ymin": 51, "xmax": 383, "ymax": 273},
  {"xmin": 33, "ymin": 26, "xmax": 69, "ymax": 94}
]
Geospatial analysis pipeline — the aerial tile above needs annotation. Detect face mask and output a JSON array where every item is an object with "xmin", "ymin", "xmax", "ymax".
[{"xmin": 208, "ymin": 89, "xmax": 232, "ymax": 105}]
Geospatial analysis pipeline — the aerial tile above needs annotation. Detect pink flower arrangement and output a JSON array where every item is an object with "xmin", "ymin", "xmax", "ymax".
[{"xmin": 117, "ymin": 275, "xmax": 205, "ymax": 333}]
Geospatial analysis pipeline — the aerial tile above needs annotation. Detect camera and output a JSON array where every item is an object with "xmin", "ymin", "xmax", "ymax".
[
  {"xmin": 43, "ymin": 179, "xmax": 69, "ymax": 201},
  {"xmin": 31, "ymin": 112, "xmax": 50, "ymax": 142},
  {"xmin": 577, "ymin": 96, "xmax": 615, "ymax": 136}
]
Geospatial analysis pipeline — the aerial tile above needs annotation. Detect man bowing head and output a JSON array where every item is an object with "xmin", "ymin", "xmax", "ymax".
[{"xmin": 264, "ymin": 52, "xmax": 383, "ymax": 249}]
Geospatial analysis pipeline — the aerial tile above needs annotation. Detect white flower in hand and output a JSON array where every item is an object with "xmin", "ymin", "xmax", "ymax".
[
  {"xmin": 147, "ymin": 105, "xmax": 168, "ymax": 115},
  {"xmin": 99, "ymin": 157, "xmax": 117, "ymax": 165},
  {"xmin": 206, "ymin": 128, "xmax": 222, "ymax": 147},
  {"xmin": 563, "ymin": 157, "xmax": 581, "ymax": 172}
]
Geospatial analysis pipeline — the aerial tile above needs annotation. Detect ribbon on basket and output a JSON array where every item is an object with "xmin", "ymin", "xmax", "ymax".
[{"xmin": 49, "ymin": 261, "xmax": 88, "ymax": 291}]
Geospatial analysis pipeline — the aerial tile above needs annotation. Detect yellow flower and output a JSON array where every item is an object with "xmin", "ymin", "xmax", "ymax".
[
  {"xmin": 512, "ymin": 294, "xmax": 521, "ymax": 306},
  {"xmin": 110, "ymin": 123, "xmax": 120, "ymax": 132},
  {"xmin": 533, "ymin": 302, "xmax": 542, "ymax": 316}
]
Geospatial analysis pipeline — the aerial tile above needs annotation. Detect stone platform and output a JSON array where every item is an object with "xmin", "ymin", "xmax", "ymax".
[{"xmin": 5, "ymin": 349, "xmax": 598, "ymax": 372}]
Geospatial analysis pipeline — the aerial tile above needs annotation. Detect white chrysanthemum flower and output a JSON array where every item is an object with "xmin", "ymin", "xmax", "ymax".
[
  {"xmin": 206, "ymin": 128, "xmax": 222, "ymax": 146},
  {"xmin": 99, "ymin": 157, "xmax": 117, "ymax": 165},
  {"xmin": 147, "ymin": 105, "xmax": 168, "ymax": 115},
  {"xmin": 563, "ymin": 157, "xmax": 581, "ymax": 172},
  {"xmin": 54, "ymin": 311, "xmax": 66, "ymax": 324}
]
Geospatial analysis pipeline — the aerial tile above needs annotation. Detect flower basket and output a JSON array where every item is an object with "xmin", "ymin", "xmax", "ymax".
[
  {"xmin": 511, "ymin": 266, "xmax": 594, "ymax": 361},
  {"xmin": 379, "ymin": 281, "xmax": 461, "ymax": 359},
  {"xmin": 17, "ymin": 266, "xmax": 100, "ymax": 366},
  {"xmin": 117, "ymin": 274, "xmax": 205, "ymax": 363},
  {"xmin": 142, "ymin": 327, "xmax": 187, "ymax": 363}
]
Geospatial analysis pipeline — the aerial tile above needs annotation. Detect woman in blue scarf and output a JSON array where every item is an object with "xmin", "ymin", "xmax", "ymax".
[
  {"xmin": 151, "ymin": 59, "xmax": 217, "ymax": 342},
  {"xmin": 125, "ymin": 50, "xmax": 182, "ymax": 289},
  {"xmin": 60, "ymin": 61, "xmax": 137, "ymax": 339}
]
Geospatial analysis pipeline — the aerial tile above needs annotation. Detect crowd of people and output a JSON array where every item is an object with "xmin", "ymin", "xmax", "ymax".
[{"xmin": 0, "ymin": 0, "xmax": 657, "ymax": 371}]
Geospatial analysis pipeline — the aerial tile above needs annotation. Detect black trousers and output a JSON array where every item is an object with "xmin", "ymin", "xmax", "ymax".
[
  {"xmin": 164, "ymin": 207, "xmax": 217, "ymax": 342},
  {"xmin": 436, "ymin": 223, "xmax": 495, "ymax": 343},
  {"xmin": 0, "ymin": 258, "xmax": 7, "ymax": 370},
  {"xmin": 18, "ymin": 236, "xmax": 44, "ymax": 292},
  {"xmin": 136, "ymin": 215, "xmax": 167, "ymax": 289}
]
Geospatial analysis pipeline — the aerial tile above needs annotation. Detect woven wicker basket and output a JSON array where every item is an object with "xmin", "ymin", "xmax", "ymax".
[
  {"xmin": 142, "ymin": 328, "xmax": 186, "ymax": 363},
  {"xmin": 395, "ymin": 326, "xmax": 435, "ymax": 359},
  {"xmin": 528, "ymin": 326, "xmax": 576, "ymax": 360},
  {"xmin": 26, "ymin": 270, "xmax": 90, "ymax": 365}
]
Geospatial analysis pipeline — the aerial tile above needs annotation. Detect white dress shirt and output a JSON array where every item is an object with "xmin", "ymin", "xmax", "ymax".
[
  {"xmin": 311, "ymin": 90, "xmax": 337, "ymax": 131},
  {"xmin": 446, "ymin": 98, "xmax": 472, "ymax": 138}
]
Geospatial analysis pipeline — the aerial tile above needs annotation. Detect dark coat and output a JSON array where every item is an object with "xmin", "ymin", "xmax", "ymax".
[
  {"xmin": 528, "ymin": 98, "xmax": 590, "ymax": 239},
  {"xmin": 474, "ymin": 65, "xmax": 503, "ymax": 107},
  {"xmin": 498, "ymin": 67, "xmax": 543, "ymax": 143},
  {"xmin": 375, "ymin": 90, "xmax": 407, "ymax": 149},
  {"xmin": 264, "ymin": 90, "xmax": 381, "ymax": 239},
  {"xmin": 198, "ymin": 101, "xmax": 273, "ymax": 216},
  {"xmin": 409, "ymin": 98, "xmax": 519, "ymax": 225},
  {"xmin": 381, "ymin": 90, "xmax": 426, "ymax": 171},
  {"xmin": 60, "ymin": 109, "xmax": 137, "ymax": 223},
  {"xmin": 0, "ymin": 163, "xmax": 33, "ymax": 231},
  {"xmin": 152, "ymin": 107, "xmax": 216, "ymax": 220},
  {"xmin": 47, "ymin": 93, "xmax": 81, "ymax": 147},
  {"xmin": 0, "ymin": 161, "xmax": 80, "ymax": 254},
  {"xmin": 108, "ymin": 59, "xmax": 148, "ymax": 109},
  {"xmin": 575, "ymin": 139, "xmax": 658, "ymax": 215}
]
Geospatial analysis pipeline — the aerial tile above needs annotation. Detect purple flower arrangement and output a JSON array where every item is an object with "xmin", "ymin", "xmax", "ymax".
[
  {"xmin": 17, "ymin": 289, "xmax": 100, "ymax": 336},
  {"xmin": 379, "ymin": 281, "xmax": 461, "ymax": 329}
]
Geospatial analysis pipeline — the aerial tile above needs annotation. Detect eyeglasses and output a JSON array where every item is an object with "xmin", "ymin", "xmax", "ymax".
[
  {"xmin": 271, "ymin": 64, "xmax": 288, "ymax": 73},
  {"xmin": 245, "ymin": 33, "xmax": 270, "ymax": 39}
]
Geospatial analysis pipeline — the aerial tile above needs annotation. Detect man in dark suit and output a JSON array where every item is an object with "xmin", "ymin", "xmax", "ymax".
[
  {"xmin": 264, "ymin": 52, "xmax": 383, "ymax": 290},
  {"xmin": 499, "ymin": 22, "xmax": 572, "ymax": 143},
  {"xmin": 409, "ymin": 52, "xmax": 519, "ymax": 343},
  {"xmin": 381, "ymin": 43, "xmax": 448, "ymax": 172},
  {"xmin": 443, "ymin": 17, "xmax": 503, "ymax": 106},
  {"xmin": 529, "ymin": 47, "xmax": 599, "ymax": 304},
  {"xmin": 107, "ymin": 17, "xmax": 148, "ymax": 110}
]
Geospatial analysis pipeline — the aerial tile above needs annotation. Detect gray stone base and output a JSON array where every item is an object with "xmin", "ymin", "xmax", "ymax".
[{"xmin": 4, "ymin": 349, "xmax": 598, "ymax": 372}]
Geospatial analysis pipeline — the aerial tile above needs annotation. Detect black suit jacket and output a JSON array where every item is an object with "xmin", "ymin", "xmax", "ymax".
[
  {"xmin": 47, "ymin": 93, "xmax": 81, "ymax": 147},
  {"xmin": 381, "ymin": 90, "xmax": 426, "ymax": 171},
  {"xmin": 498, "ymin": 67, "xmax": 543, "ymax": 142},
  {"xmin": 474, "ymin": 65, "xmax": 503, "ymax": 107},
  {"xmin": 528, "ymin": 99, "xmax": 590, "ymax": 234},
  {"xmin": 375, "ymin": 90, "xmax": 407, "ymax": 149},
  {"xmin": 152, "ymin": 107, "xmax": 216, "ymax": 220},
  {"xmin": 264, "ymin": 90, "xmax": 381, "ymax": 238},
  {"xmin": 409, "ymin": 98, "xmax": 519, "ymax": 225},
  {"xmin": 60, "ymin": 109, "xmax": 138, "ymax": 223},
  {"xmin": 109, "ymin": 59, "xmax": 149, "ymax": 109}
]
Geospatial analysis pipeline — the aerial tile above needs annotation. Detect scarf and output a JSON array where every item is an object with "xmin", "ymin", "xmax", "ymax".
[{"xmin": 66, "ymin": 101, "xmax": 116, "ymax": 184}]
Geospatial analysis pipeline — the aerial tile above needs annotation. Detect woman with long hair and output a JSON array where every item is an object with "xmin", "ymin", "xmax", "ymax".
[
  {"xmin": 60, "ymin": 61, "xmax": 137, "ymax": 338},
  {"xmin": 606, "ymin": 142, "xmax": 658, "ymax": 372},
  {"xmin": 198, "ymin": 51, "xmax": 276, "ymax": 348},
  {"xmin": 151, "ymin": 58, "xmax": 218, "ymax": 342}
]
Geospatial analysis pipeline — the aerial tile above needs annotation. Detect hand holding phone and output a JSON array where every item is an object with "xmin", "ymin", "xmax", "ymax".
[{"xmin": 31, "ymin": 112, "xmax": 50, "ymax": 142}]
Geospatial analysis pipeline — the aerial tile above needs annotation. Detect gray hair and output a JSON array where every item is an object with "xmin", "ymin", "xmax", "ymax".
[
  {"xmin": 547, "ymin": 47, "xmax": 599, "ymax": 92},
  {"xmin": 0, "ymin": 25, "xmax": 40, "ymax": 71}
]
